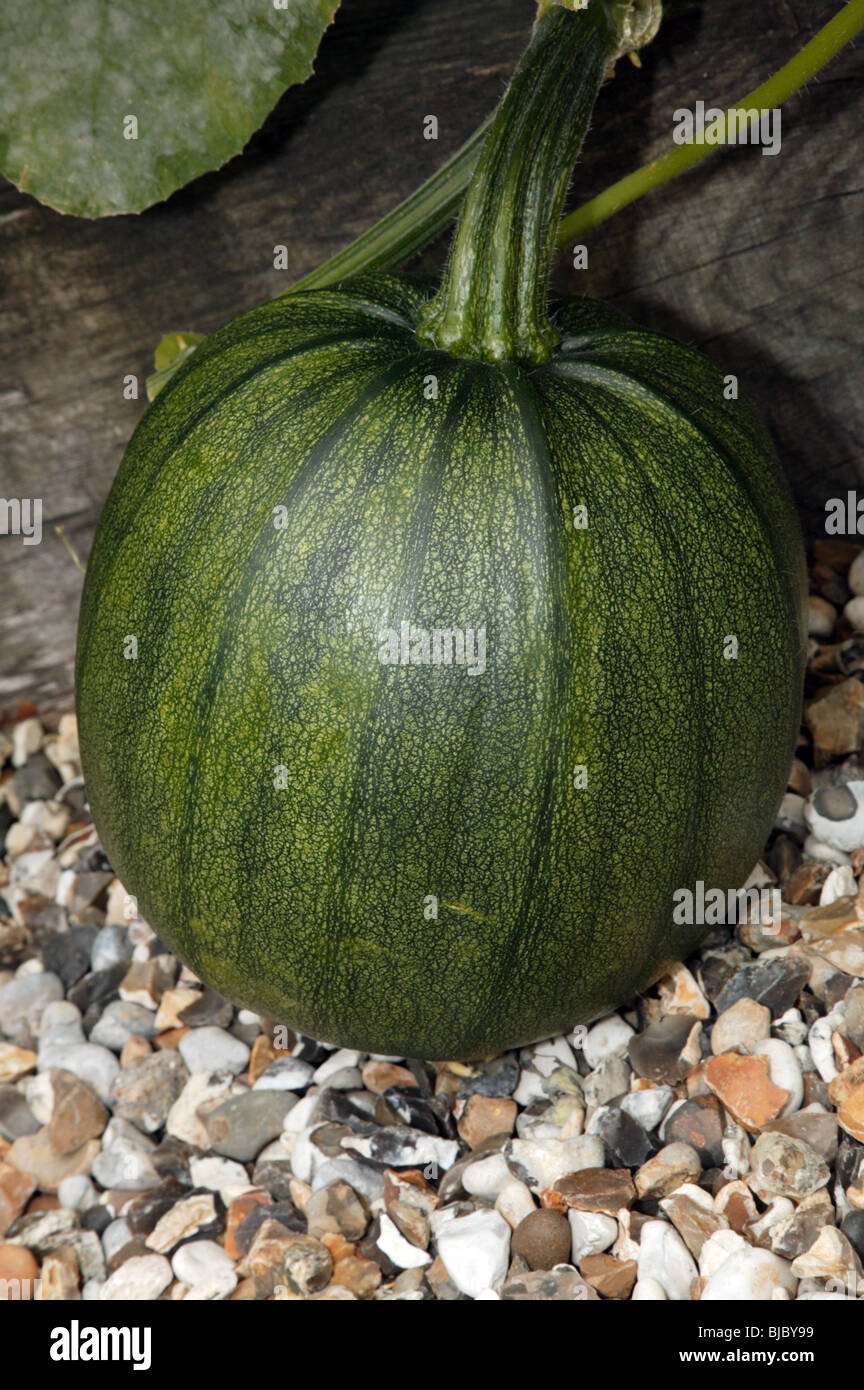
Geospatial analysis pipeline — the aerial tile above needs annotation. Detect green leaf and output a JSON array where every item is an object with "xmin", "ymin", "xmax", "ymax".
[
  {"xmin": 0, "ymin": 0, "xmax": 340, "ymax": 217},
  {"xmin": 147, "ymin": 332, "xmax": 206, "ymax": 400}
]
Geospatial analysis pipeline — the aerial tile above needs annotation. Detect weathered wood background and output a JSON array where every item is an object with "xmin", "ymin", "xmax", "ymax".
[{"xmin": 1, "ymin": 0, "xmax": 862, "ymax": 716}]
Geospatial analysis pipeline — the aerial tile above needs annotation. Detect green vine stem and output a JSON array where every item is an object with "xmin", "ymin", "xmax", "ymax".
[
  {"xmin": 557, "ymin": 0, "xmax": 864, "ymax": 245},
  {"xmin": 415, "ymin": 1, "xmax": 619, "ymax": 363}
]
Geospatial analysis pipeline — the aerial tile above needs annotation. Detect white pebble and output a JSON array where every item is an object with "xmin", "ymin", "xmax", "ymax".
[
  {"xmin": 100, "ymin": 1254, "xmax": 172, "ymax": 1301},
  {"xmin": 631, "ymin": 1276, "xmax": 668, "ymax": 1301},
  {"xmin": 436, "ymin": 1210, "xmax": 511, "ymax": 1298},
  {"xmin": 844, "ymin": 596, "xmax": 864, "ymax": 631},
  {"xmin": 178, "ymin": 1027, "xmax": 250, "ymax": 1076},
  {"xmin": 820, "ymin": 863, "xmax": 858, "ymax": 904},
  {"xmin": 494, "ymin": 1180, "xmax": 536, "ymax": 1229},
  {"xmin": 376, "ymin": 1212, "xmax": 431, "ymax": 1269},
  {"xmin": 701, "ymin": 1247, "xmax": 797, "ymax": 1300},
  {"xmin": 172, "ymin": 1239, "xmax": 236, "ymax": 1288},
  {"xmin": 462, "ymin": 1153, "xmax": 511, "ymax": 1200},
  {"xmin": 637, "ymin": 1220, "xmax": 697, "ymax": 1301},
  {"xmin": 568, "ymin": 1210, "xmax": 617, "ymax": 1263},
  {"xmin": 582, "ymin": 1014, "xmax": 634, "ymax": 1069},
  {"xmin": 802, "ymin": 834, "xmax": 852, "ymax": 866},
  {"xmin": 619, "ymin": 1086, "xmax": 674, "ymax": 1133},
  {"xmin": 808, "ymin": 1013, "xmax": 842, "ymax": 1082}
]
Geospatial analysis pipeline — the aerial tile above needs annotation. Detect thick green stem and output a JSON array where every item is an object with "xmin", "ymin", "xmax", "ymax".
[
  {"xmin": 415, "ymin": 1, "xmax": 619, "ymax": 365},
  {"xmin": 557, "ymin": 0, "xmax": 864, "ymax": 244}
]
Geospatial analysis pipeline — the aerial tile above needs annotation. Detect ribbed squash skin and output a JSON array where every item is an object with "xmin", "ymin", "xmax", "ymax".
[{"xmin": 76, "ymin": 274, "xmax": 807, "ymax": 1058}]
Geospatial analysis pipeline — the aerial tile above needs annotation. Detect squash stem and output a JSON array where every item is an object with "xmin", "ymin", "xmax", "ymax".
[
  {"xmin": 557, "ymin": 0, "xmax": 864, "ymax": 244},
  {"xmin": 414, "ymin": 2, "xmax": 619, "ymax": 366}
]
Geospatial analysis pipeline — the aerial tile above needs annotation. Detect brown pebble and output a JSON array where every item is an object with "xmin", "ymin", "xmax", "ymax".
[
  {"xmin": 704, "ymin": 1052, "xmax": 790, "ymax": 1133},
  {"xmin": 553, "ymin": 1167, "xmax": 636, "ymax": 1214},
  {"xmin": 579, "ymin": 1252, "xmax": 637, "ymax": 1299},
  {"xmin": 330, "ymin": 1254, "xmax": 382, "ymax": 1298},
  {"xmin": 0, "ymin": 1160, "xmax": 36, "ymax": 1236},
  {"xmin": 361, "ymin": 1060, "xmax": 417, "ymax": 1094},
  {"xmin": 120, "ymin": 1035, "xmax": 153, "ymax": 1068},
  {"xmin": 0, "ymin": 1243, "xmax": 39, "ymax": 1297},
  {"xmin": 248, "ymin": 1034, "xmax": 277, "ymax": 1085},
  {"xmin": 457, "ymin": 1094, "xmax": 517, "ymax": 1148},
  {"xmin": 511, "ymin": 1208, "xmax": 571, "ymax": 1270}
]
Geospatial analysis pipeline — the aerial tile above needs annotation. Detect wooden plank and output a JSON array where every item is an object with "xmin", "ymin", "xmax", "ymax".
[{"xmin": 1, "ymin": 0, "xmax": 862, "ymax": 715}]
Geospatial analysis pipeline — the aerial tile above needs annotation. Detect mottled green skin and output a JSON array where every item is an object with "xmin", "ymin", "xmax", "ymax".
[{"xmin": 76, "ymin": 274, "xmax": 807, "ymax": 1058}]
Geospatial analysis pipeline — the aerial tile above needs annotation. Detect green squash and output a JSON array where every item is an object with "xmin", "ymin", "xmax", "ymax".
[{"xmin": 76, "ymin": 2, "xmax": 807, "ymax": 1058}]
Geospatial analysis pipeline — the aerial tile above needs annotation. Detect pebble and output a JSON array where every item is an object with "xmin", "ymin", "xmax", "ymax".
[
  {"xmin": 588, "ymin": 1106, "xmax": 655, "ymax": 1168},
  {"xmin": 568, "ymin": 1209, "xmax": 617, "ymax": 1262},
  {"xmin": 189, "ymin": 1154, "xmax": 251, "ymax": 1200},
  {"xmin": 634, "ymin": 1142, "xmax": 701, "ymax": 1199},
  {"xmin": 436, "ymin": 1209, "xmax": 511, "ymax": 1298},
  {"xmin": 505, "ymin": 1135, "xmax": 604, "ymax": 1191},
  {"xmin": 172, "ymin": 1238, "xmax": 237, "ymax": 1296},
  {"xmin": 110, "ymin": 1050, "xmax": 188, "ymax": 1133},
  {"xmin": 90, "ymin": 1001, "xmax": 157, "ymax": 1051},
  {"xmin": 376, "ymin": 1212, "xmax": 432, "ymax": 1269},
  {"xmin": 0, "ymin": 1042, "xmax": 36, "ymax": 1082},
  {"xmin": 618, "ymin": 1085, "xmax": 673, "ymax": 1133},
  {"xmin": 0, "ymin": 972, "xmax": 64, "ymax": 1044},
  {"xmin": 178, "ymin": 1026, "xmax": 250, "ymax": 1076},
  {"xmin": 713, "ymin": 958, "xmax": 810, "ymax": 1018},
  {"xmin": 305, "ymin": 1181, "xmax": 369, "ymax": 1241},
  {"xmin": 749, "ymin": 1131, "xmax": 830, "ymax": 1199},
  {"xmin": 145, "ymin": 1193, "xmax": 219, "ymax": 1254},
  {"xmin": 47, "ymin": 1070, "xmax": 108, "ymax": 1153},
  {"xmin": 38, "ymin": 1042, "xmax": 119, "ymax": 1108},
  {"xmin": 701, "ymin": 1246, "xmax": 798, "ymax": 1300},
  {"xmin": 511, "ymin": 1208, "xmax": 571, "ymax": 1270},
  {"xmin": 771, "ymin": 1190, "xmax": 834, "ymax": 1260},
  {"xmin": 580, "ymin": 1251, "xmax": 638, "ymax": 1299},
  {"xmin": 494, "ymin": 1179, "xmax": 536, "ymax": 1230},
  {"xmin": 553, "ymin": 1167, "xmax": 636, "ymax": 1214},
  {"xmin": 90, "ymin": 925, "xmax": 134, "ymax": 973},
  {"xmin": 631, "ymin": 1275, "xmax": 667, "ymax": 1300},
  {"xmin": 499, "ymin": 1266, "xmax": 598, "ymax": 1301},
  {"xmin": 808, "ymin": 595, "xmax": 836, "ymax": 638},
  {"xmin": 582, "ymin": 1015, "xmax": 634, "ymax": 1069},
  {"xmin": 711, "ymin": 997, "xmax": 771, "ymax": 1055},
  {"xmin": 205, "ymin": 1091, "xmax": 296, "ymax": 1161},
  {"xmin": 582, "ymin": 1055, "xmax": 631, "ymax": 1114},
  {"xmin": 753, "ymin": 1038, "xmax": 804, "ymax": 1116},
  {"xmin": 660, "ymin": 1188, "xmax": 728, "ymax": 1259},
  {"xmin": 165, "ymin": 1071, "xmax": 234, "ymax": 1147},
  {"xmin": 628, "ymin": 1015, "xmax": 701, "ymax": 1084},
  {"xmin": 252, "ymin": 1055, "xmax": 316, "ymax": 1092},
  {"xmin": 704, "ymin": 1052, "xmax": 790, "ymax": 1132},
  {"xmin": 462, "ymin": 1152, "xmax": 511, "ymax": 1200},
  {"xmin": 763, "ymin": 1111, "xmax": 838, "ymax": 1163},
  {"xmin": 100, "ymin": 1253, "xmax": 172, "ymax": 1300},
  {"xmin": 457, "ymin": 1094, "xmax": 517, "ymax": 1147},
  {"xmin": 663, "ymin": 1095, "xmax": 725, "ymax": 1167},
  {"xmin": 6, "ymin": 1128, "xmax": 101, "ymax": 1193},
  {"xmin": 0, "ymin": 1242, "xmax": 40, "ymax": 1296},
  {"xmin": 636, "ymin": 1220, "xmax": 698, "ymax": 1301}
]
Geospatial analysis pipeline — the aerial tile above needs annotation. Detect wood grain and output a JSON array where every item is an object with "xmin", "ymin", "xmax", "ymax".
[{"xmin": 1, "ymin": 0, "xmax": 862, "ymax": 715}]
